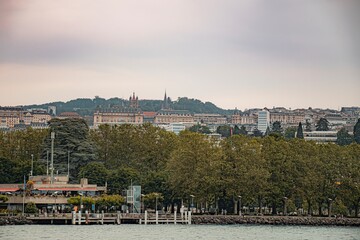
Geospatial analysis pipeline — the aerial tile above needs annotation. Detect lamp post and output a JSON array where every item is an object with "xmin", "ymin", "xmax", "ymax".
[
  {"xmin": 30, "ymin": 154, "xmax": 34, "ymax": 176},
  {"xmin": 238, "ymin": 195, "xmax": 242, "ymax": 216},
  {"xmin": 6, "ymin": 192, "xmax": 12, "ymax": 216},
  {"xmin": 190, "ymin": 195, "xmax": 195, "ymax": 212},
  {"xmin": 67, "ymin": 150, "xmax": 70, "ymax": 178},
  {"xmin": 155, "ymin": 193, "xmax": 158, "ymax": 211},
  {"xmin": 141, "ymin": 194, "xmax": 145, "ymax": 213},
  {"xmin": 50, "ymin": 132, "xmax": 55, "ymax": 184}
]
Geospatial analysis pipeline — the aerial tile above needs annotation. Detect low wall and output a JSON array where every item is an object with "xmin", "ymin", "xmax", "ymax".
[{"xmin": 191, "ymin": 215, "xmax": 360, "ymax": 226}]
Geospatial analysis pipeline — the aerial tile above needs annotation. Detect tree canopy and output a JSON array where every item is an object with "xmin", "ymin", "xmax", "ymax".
[{"xmin": 316, "ymin": 118, "xmax": 330, "ymax": 131}]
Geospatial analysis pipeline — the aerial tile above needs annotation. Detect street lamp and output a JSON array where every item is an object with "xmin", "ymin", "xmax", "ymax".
[
  {"xmin": 238, "ymin": 195, "xmax": 242, "ymax": 216},
  {"xmin": 141, "ymin": 194, "xmax": 145, "ymax": 213},
  {"xmin": 190, "ymin": 195, "xmax": 195, "ymax": 212},
  {"xmin": 67, "ymin": 150, "xmax": 70, "ymax": 177},
  {"xmin": 155, "ymin": 193, "xmax": 159, "ymax": 211},
  {"xmin": 50, "ymin": 132, "xmax": 55, "ymax": 184}
]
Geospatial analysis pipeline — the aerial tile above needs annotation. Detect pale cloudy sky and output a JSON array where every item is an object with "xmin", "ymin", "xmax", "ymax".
[{"xmin": 0, "ymin": 0, "xmax": 359, "ymax": 110}]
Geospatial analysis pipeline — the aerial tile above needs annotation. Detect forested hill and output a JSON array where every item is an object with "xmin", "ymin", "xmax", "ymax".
[{"xmin": 23, "ymin": 97, "xmax": 233, "ymax": 116}]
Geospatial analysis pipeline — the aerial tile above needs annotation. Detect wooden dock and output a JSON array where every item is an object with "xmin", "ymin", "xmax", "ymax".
[{"xmin": 26, "ymin": 211, "xmax": 192, "ymax": 225}]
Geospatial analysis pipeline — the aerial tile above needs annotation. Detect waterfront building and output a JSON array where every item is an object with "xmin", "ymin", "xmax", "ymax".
[{"xmin": 0, "ymin": 176, "xmax": 106, "ymax": 212}]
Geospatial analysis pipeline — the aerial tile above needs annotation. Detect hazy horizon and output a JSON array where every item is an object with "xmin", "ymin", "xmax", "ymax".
[{"xmin": 1, "ymin": 0, "xmax": 359, "ymax": 110}]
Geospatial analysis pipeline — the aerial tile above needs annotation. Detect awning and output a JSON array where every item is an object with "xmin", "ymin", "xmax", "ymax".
[
  {"xmin": 0, "ymin": 188, "xmax": 20, "ymax": 192},
  {"xmin": 36, "ymin": 187, "xmax": 97, "ymax": 191}
]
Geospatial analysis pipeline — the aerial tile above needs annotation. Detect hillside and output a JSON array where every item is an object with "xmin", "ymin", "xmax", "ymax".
[{"xmin": 23, "ymin": 96, "xmax": 234, "ymax": 116}]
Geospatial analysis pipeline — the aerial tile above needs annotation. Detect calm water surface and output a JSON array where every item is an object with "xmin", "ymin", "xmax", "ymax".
[{"xmin": 0, "ymin": 225, "xmax": 359, "ymax": 240}]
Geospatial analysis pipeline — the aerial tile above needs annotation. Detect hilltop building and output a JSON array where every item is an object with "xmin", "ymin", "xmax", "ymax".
[{"xmin": 93, "ymin": 92, "xmax": 143, "ymax": 128}]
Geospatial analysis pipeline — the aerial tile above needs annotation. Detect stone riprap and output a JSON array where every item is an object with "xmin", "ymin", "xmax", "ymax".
[
  {"xmin": 0, "ymin": 216, "xmax": 33, "ymax": 225},
  {"xmin": 192, "ymin": 215, "xmax": 360, "ymax": 226}
]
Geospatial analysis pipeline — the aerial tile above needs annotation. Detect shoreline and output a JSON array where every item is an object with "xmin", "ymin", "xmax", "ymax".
[
  {"xmin": 192, "ymin": 215, "xmax": 360, "ymax": 227},
  {"xmin": 1, "ymin": 215, "xmax": 360, "ymax": 226}
]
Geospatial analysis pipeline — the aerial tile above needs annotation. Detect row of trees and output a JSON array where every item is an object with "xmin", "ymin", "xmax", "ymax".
[{"xmin": 0, "ymin": 119, "xmax": 359, "ymax": 216}]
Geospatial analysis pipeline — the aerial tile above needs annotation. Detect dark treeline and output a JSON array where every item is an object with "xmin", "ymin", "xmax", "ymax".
[
  {"xmin": 0, "ymin": 119, "xmax": 359, "ymax": 217},
  {"xmin": 24, "ymin": 96, "xmax": 232, "ymax": 116}
]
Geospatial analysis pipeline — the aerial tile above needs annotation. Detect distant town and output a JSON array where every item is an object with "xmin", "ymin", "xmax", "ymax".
[{"xmin": 1, "ymin": 92, "xmax": 359, "ymax": 143}]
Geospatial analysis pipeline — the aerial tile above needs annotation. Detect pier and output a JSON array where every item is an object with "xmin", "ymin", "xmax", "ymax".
[{"xmin": 25, "ymin": 210, "xmax": 192, "ymax": 225}]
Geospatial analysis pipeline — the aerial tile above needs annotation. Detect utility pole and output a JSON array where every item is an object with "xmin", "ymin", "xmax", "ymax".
[
  {"xmin": 67, "ymin": 150, "xmax": 70, "ymax": 178},
  {"xmin": 50, "ymin": 132, "xmax": 55, "ymax": 184},
  {"xmin": 46, "ymin": 150, "xmax": 49, "ymax": 176}
]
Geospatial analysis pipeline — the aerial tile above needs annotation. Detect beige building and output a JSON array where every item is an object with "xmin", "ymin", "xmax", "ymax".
[
  {"xmin": 270, "ymin": 112, "xmax": 305, "ymax": 125},
  {"xmin": 0, "ymin": 106, "xmax": 23, "ymax": 128},
  {"xmin": 93, "ymin": 93, "xmax": 143, "ymax": 128},
  {"xmin": 154, "ymin": 110, "xmax": 194, "ymax": 124},
  {"xmin": 231, "ymin": 113, "xmax": 257, "ymax": 125},
  {"xmin": 193, "ymin": 113, "xmax": 226, "ymax": 125}
]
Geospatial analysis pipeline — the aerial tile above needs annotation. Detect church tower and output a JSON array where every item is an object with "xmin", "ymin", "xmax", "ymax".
[
  {"xmin": 129, "ymin": 92, "xmax": 139, "ymax": 108},
  {"xmin": 162, "ymin": 91, "xmax": 171, "ymax": 110}
]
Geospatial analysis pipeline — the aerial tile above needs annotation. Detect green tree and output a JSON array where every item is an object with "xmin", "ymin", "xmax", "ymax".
[
  {"xmin": 25, "ymin": 202, "xmax": 38, "ymax": 213},
  {"xmin": 78, "ymin": 162, "xmax": 108, "ymax": 185},
  {"xmin": 222, "ymin": 135, "xmax": 269, "ymax": 214},
  {"xmin": 316, "ymin": 118, "xmax": 330, "ymax": 131},
  {"xmin": 189, "ymin": 124, "xmax": 211, "ymax": 134},
  {"xmin": 305, "ymin": 120, "xmax": 312, "ymax": 132},
  {"xmin": 216, "ymin": 125, "xmax": 232, "ymax": 138},
  {"xmin": 0, "ymin": 195, "xmax": 9, "ymax": 202},
  {"xmin": 166, "ymin": 131, "xmax": 223, "ymax": 208},
  {"xmin": 296, "ymin": 122, "xmax": 304, "ymax": 139},
  {"xmin": 143, "ymin": 192, "xmax": 164, "ymax": 210},
  {"xmin": 234, "ymin": 125, "xmax": 247, "ymax": 135},
  {"xmin": 43, "ymin": 118, "xmax": 95, "ymax": 182},
  {"xmin": 336, "ymin": 128, "xmax": 353, "ymax": 146},
  {"xmin": 252, "ymin": 128, "xmax": 263, "ymax": 137},
  {"xmin": 284, "ymin": 127, "xmax": 296, "ymax": 139},
  {"xmin": 354, "ymin": 119, "xmax": 360, "ymax": 144},
  {"xmin": 96, "ymin": 195, "xmax": 125, "ymax": 212},
  {"xmin": 272, "ymin": 121, "xmax": 283, "ymax": 134}
]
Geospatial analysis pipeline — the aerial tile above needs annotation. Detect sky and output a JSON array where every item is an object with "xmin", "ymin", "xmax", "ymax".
[{"xmin": 0, "ymin": 0, "xmax": 359, "ymax": 110}]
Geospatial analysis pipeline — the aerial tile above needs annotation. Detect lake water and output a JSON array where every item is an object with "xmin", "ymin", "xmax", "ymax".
[{"xmin": 0, "ymin": 225, "xmax": 359, "ymax": 240}]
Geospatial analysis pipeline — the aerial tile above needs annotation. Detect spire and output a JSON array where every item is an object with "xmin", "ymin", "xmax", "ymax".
[{"xmin": 162, "ymin": 90, "xmax": 170, "ymax": 110}]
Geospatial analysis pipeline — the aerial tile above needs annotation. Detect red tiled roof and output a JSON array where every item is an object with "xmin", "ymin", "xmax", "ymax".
[
  {"xmin": 143, "ymin": 111, "xmax": 156, "ymax": 117},
  {"xmin": 0, "ymin": 188, "xmax": 20, "ymax": 192}
]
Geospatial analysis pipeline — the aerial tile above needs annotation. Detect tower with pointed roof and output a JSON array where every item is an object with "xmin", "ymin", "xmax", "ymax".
[{"xmin": 129, "ymin": 92, "xmax": 139, "ymax": 108}]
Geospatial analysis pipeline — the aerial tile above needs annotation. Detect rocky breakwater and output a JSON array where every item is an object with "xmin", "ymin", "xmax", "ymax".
[
  {"xmin": 0, "ymin": 216, "xmax": 33, "ymax": 225},
  {"xmin": 192, "ymin": 215, "xmax": 360, "ymax": 226}
]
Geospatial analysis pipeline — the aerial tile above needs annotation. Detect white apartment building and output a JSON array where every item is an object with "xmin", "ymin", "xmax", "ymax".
[{"xmin": 257, "ymin": 110, "xmax": 270, "ymax": 133}]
